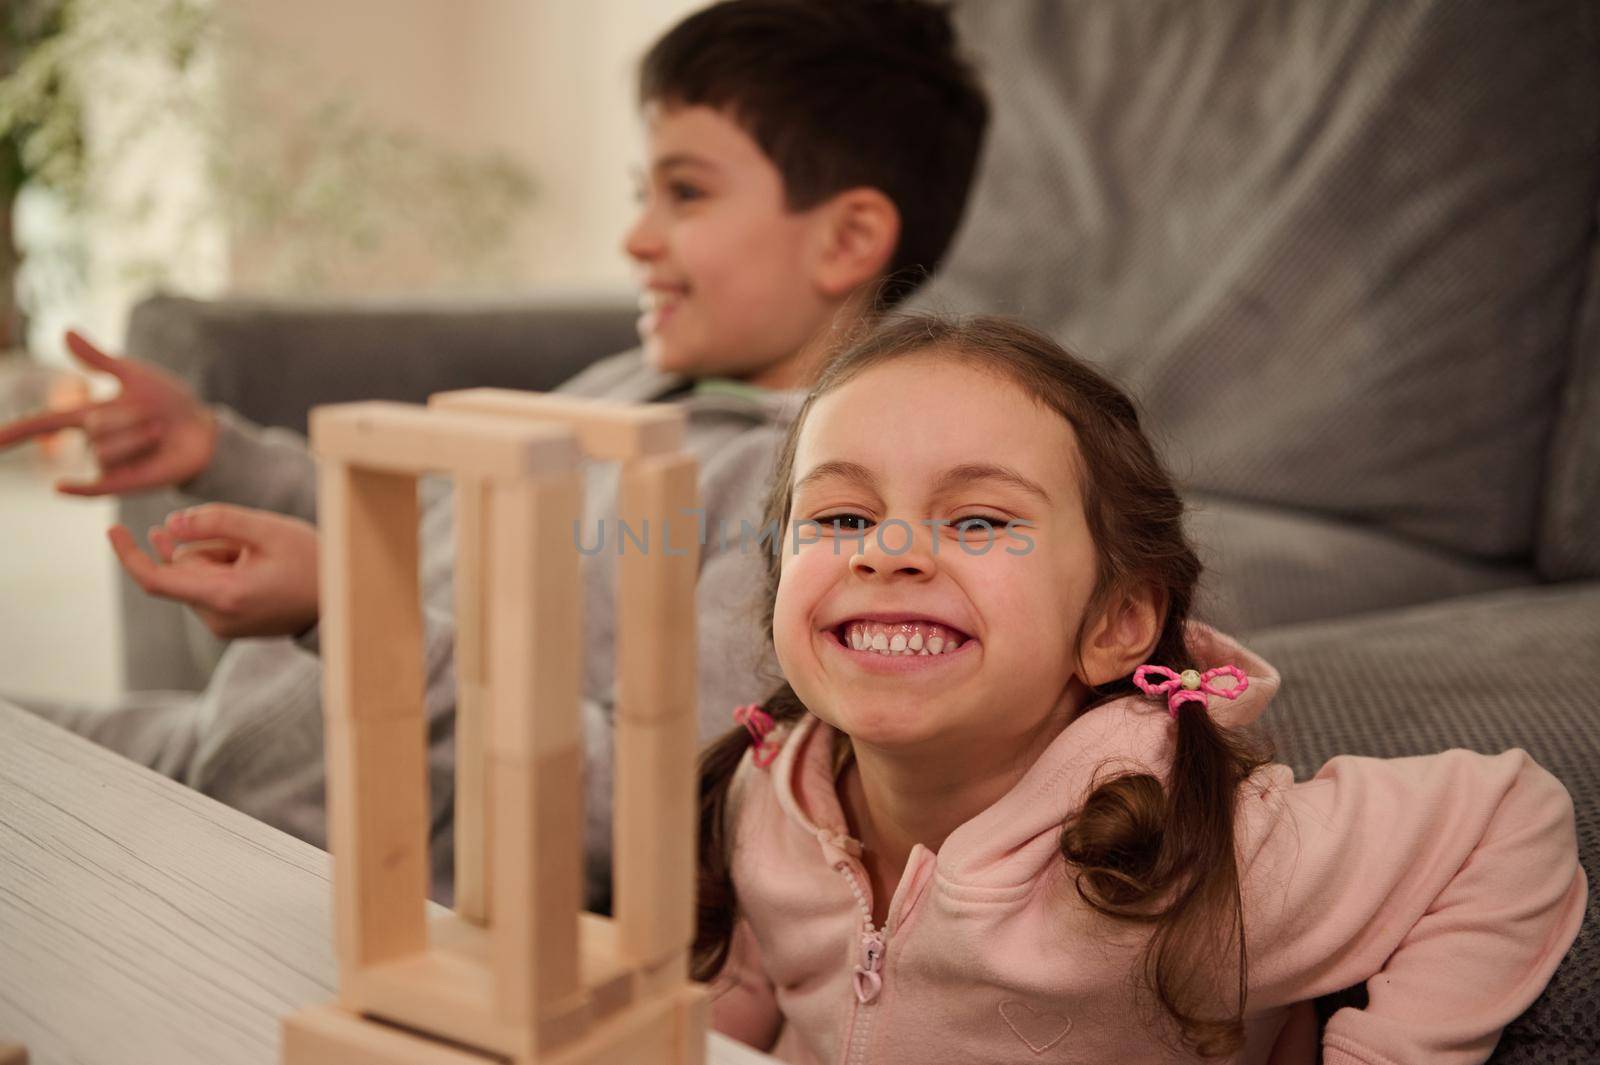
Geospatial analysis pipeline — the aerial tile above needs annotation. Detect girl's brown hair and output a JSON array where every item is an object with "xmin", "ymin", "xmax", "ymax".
[{"xmin": 694, "ymin": 315, "xmax": 1268, "ymax": 1056}]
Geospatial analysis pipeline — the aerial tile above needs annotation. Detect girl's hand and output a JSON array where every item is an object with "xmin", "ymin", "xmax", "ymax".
[
  {"xmin": 109, "ymin": 504, "xmax": 321, "ymax": 640},
  {"xmin": 0, "ymin": 330, "xmax": 217, "ymax": 496}
]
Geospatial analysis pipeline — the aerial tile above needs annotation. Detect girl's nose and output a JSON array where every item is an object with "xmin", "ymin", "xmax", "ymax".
[{"xmin": 849, "ymin": 521, "xmax": 937, "ymax": 581}]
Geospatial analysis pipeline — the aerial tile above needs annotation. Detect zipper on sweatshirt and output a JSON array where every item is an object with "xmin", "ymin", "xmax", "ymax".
[{"xmin": 835, "ymin": 859, "xmax": 887, "ymax": 1065}]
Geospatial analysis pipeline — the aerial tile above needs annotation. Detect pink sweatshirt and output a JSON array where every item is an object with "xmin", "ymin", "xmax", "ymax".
[{"xmin": 710, "ymin": 628, "xmax": 1587, "ymax": 1064}]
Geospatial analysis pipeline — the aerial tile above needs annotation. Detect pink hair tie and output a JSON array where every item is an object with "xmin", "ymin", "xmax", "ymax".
[
  {"xmin": 1133, "ymin": 664, "xmax": 1249, "ymax": 719},
  {"xmin": 733, "ymin": 704, "xmax": 781, "ymax": 768}
]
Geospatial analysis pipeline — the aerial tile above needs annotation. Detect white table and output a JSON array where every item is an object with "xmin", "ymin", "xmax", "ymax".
[{"xmin": 0, "ymin": 702, "xmax": 774, "ymax": 1064}]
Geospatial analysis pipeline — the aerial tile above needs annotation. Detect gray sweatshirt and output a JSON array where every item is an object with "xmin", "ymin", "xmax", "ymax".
[{"xmin": 21, "ymin": 350, "xmax": 799, "ymax": 907}]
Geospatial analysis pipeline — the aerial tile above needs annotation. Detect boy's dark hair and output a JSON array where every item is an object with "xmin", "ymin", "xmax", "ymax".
[{"xmin": 639, "ymin": 0, "xmax": 989, "ymax": 306}]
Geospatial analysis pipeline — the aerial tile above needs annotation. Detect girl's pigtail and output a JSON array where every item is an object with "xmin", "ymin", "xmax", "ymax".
[
  {"xmin": 1061, "ymin": 687, "xmax": 1268, "ymax": 1057},
  {"xmin": 692, "ymin": 683, "xmax": 808, "ymax": 982}
]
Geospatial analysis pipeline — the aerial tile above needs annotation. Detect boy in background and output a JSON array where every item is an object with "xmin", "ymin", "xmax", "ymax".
[{"xmin": 0, "ymin": 0, "xmax": 988, "ymax": 906}]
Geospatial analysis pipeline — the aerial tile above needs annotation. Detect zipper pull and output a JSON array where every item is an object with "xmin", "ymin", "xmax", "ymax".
[{"xmin": 853, "ymin": 929, "xmax": 885, "ymax": 1004}]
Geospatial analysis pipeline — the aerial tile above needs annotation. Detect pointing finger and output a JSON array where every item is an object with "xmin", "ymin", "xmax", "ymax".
[
  {"xmin": 64, "ymin": 330, "xmax": 129, "ymax": 379},
  {"xmin": 0, "ymin": 407, "xmax": 91, "ymax": 449}
]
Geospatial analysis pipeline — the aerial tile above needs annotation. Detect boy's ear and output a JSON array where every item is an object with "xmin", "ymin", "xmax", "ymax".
[
  {"xmin": 812, "ymin": 187, "xmax": 900, "ymax": 299},
  {"xmin": 1078, "ymin": 584, "xmax": 1164, "ymax": 689}
]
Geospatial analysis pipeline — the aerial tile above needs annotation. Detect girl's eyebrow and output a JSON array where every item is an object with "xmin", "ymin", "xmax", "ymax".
[
  {"xmin": 793, "ymin": 460, "xmax": 879, "ymax": 495},
  {"xmin": 933, "ymin": 462, "xmax": 1052, "ymax": 504},
  {"xmin": 793, "ymin": 460, "xmax": 1050, "ymax": 504}
]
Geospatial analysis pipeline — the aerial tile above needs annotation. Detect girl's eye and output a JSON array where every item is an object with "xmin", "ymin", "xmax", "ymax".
[
  {"xmin": 953, "ymin": 515, "xmax": 1008, "ymax": 535},
  {"xmin": 817, "ymin": 513, "xmax": 872, "ymax": 532},
  {"xmin": 667, "ymin": 181, "xmax": 704, "ymax": 203}
]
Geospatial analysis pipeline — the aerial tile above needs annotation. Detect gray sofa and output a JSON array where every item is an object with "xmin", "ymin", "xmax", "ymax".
[{"xmin": 115, "ymin": 0, "xmax": 1595, "ymax": 1059}]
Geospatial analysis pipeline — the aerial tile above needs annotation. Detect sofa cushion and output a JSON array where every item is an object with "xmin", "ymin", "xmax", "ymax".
[
  {"xmin": 915, "ymin": 0, "xmax": 1600, "ymax": 563},
  {"xmin": 1253, "ymin": 583, "xmax": 1600, "ymax": 1063},
  {"xmin": 1186, "ymin": 493, "xmax": 1536, "ymax": 634},
  {"xmin": 1539, "ymin": 195, "xmax": 1600, "ymax": 582}
]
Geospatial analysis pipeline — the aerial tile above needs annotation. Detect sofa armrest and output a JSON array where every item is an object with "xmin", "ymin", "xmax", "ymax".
[
  {"xmin": 124, "ymin": 288, "xmax": 640, "ymax": 431},
  {"xmin": 116, "ymin": 288, "xmax": 638, "ymax": 691}
]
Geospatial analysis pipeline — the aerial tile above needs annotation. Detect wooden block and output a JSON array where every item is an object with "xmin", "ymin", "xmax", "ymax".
[
  {"xmin": 574, "ymin": 914, "xmax": 635, "ymax": 1022},
  {"xmin": 614, "ymin": 710, "xmax": 698, "ymax": 969},
  {"xmin": 543, "ymin": 985, "xmax": 708, "ymax": 1065},
  {"xmin": 489, "ymin": 749, "xmax": 585, "ymax": 1036},
  {"xmin": 282, "ymin": 1004, "xmax": 500, "ymax": 1065},
  {"xmin": 675, "ymin": 985, "xmax": 710, "ymax": 1065},
  {"xmin": 453, "ymin": 477, "xmax": 490, "ymax": 925},
  {"xmin": 319, "ymin": 462, "xmax": 426, "ymax": 722},
  {"xmin": 350, "ymin": 911, "xmax": 627, "ymax": 1060},
  {"xmin": 453, "ymin": 477, "xmax": 490, "ymax": 691},
  {"xmin": 633, "ymin": 949, "xmax": 690, "ymax": 1001},
  {"xmin": 455, "ymin": 680, "xmax": 491, "ymax": 927},
  {"xmin": 486, "ymin": 472, "xmax": 585, "ymax": 759},
  {"xmin": 312, "ymin": 401, "xmax": 578, "ymax": 480},
  {"xmin": 349, "ymin": 947, "xmax": 521, "ymax": 1059},
  {"xmin": 615, "ymin": 455, "xmax": 700, "ymax": 725},
  {"xmin": 325, "ymin": 713, "xmax": 431, "ymax": 987},
  {"xmin": 430, "ymin": 388, "xmax": 686, "ymax": 461}
]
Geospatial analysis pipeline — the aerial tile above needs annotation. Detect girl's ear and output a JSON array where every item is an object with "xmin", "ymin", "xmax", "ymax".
[
  {"xmin": 811, "ymin": 187, "xmax": 900, "ymax": 299},
  {"xmin": 1079, "ymin": 584, "xmax": 1164, "ymax": 688}
]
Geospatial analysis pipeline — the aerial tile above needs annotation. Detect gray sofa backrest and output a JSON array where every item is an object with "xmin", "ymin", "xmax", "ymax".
[
  {"xmin": 914, "ymin": 0, "xmax": 1600, "ymax": 576},
  {"xmin": 126, "ymin": 292, "xmax": 641, "ymax": 435}
]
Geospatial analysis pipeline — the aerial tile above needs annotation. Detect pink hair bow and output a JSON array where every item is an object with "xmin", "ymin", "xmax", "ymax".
[
  {"xmin": 733, "ymin": 703, "xmax": 781, "ymax": 768},
  {"xmin": 1132, "ymin": 664, "xmax": 1249, "ymax": 718}
]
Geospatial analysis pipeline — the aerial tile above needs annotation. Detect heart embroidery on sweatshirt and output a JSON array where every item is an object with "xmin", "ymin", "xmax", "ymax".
[{"xmin": 999, "ymin": 1000, "xmax": 1072, "ymax": 1054}]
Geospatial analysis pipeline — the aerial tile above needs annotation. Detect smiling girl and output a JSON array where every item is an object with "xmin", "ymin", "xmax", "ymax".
[{"xmin": 695, "ymin": 316, "xmax": 1585, "ymax": 1064}]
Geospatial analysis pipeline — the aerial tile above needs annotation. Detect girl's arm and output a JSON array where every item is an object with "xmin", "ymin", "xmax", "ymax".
[
  {"xmin": 1243, "ymin": 748, "xmax": 1585, "ymax": 1064},
  {"xmin": 709, "ymin": 919, "xmax": 784, "ymax": 1052}
]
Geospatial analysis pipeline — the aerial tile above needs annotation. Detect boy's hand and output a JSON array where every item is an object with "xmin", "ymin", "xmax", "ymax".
[
  {"xmin": 0, "ymin": 330, "xmax": 217, "ymax": 496},
  {"xmin": 109, "ymin": 504, "xmax": 321, "ymax": 640}
]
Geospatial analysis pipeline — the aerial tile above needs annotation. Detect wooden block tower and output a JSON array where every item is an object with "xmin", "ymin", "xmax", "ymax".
[{"xmin": 282, "ymin": 389, "xmax": 706, "ymax": 1064}]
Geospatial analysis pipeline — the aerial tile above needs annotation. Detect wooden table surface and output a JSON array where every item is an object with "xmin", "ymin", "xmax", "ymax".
[{"xmin": 0, "ymin": 701, "xmax": 774, "ymax": 1064}]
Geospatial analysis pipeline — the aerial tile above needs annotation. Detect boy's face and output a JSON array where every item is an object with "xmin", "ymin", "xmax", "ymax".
[{"xmin": 625, "ymin": 104, "xmax": 839, "ymax": 386}]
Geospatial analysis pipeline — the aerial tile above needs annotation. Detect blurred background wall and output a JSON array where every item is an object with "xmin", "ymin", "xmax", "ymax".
[{"xmin": 7, "ymin": 0, "xmax": 698, "ymax": 362}]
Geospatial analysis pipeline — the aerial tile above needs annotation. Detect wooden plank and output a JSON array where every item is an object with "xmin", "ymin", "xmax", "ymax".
[
  {"xmin": 613, "ymin": 713, "xmax": 699, "ymax": 970},
  {"xmin": 489, "ymin": 750, "xmax": 585, "ymax": 1042},
  {"xmin": 282, "ymin": 1004, "xmax": 502, "ymax": 1065},
  {"xmin": 453, "ymin": 477, "xmax": 491, "ymax": 925},
  {"xmin": 312, "ymin": 401, "xmax": 577, "ymax": 480},
  {"xmin": 318, "ymin": 460, "xmax": 430, "ymax": 985},
  {"xmin": 543, "ymin": 985, "xmax": 709, "ymax": 1065},
  {"xmin": 486, "ymin": 473, "xmax": 585, "ymax": 759},
  {"xmin": 614, "ymin": 454, "xmax": 700, "ymax": 725},
  {"xmin": 319, "ymin": 462, "xmax": 426, "ymax": 722},
  {"xmin": 430, "ymin": 389, "xmax": 686, "ymax": 460},
  {"xmin": 613, "ymin": 454, "xmax": 701, "ymax": 971},
  {"xmin": 325, "ymin": 714, "xmax": 431, "ymax": 985}
]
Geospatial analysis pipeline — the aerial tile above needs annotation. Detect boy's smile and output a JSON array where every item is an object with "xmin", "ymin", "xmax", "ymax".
[{"xmin": 624, "ymin": 104, "xmax": 864, "ymax": 389}]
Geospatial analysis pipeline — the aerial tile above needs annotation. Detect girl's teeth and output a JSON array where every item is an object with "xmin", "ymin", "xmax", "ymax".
[{"xmin": 841, "ymin": 621, "xmax": 966, "ymax": 657}]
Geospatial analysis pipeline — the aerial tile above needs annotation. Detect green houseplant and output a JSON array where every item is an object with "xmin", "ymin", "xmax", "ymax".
[{"xmin": 0, "ymin": 0, "xmax": 84, "ymax": 351}]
